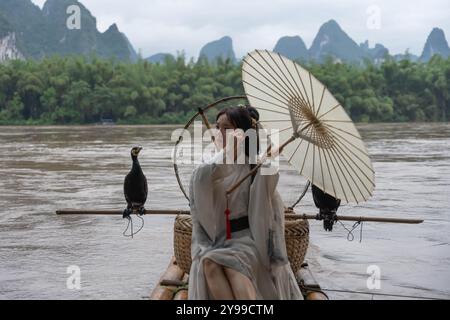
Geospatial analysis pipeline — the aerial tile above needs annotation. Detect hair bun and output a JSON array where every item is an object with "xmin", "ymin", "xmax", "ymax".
[{"xmin": 245, "ymin": 105, "xmax": 260, "ymax": 121}]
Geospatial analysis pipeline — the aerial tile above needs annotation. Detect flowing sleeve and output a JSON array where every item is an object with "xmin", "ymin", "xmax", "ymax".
[
  {"xmin": 248, "ymin": 169, "xmax": 304, "ymax": 299},
  {"xmin": 189, "ymin": 150, "xmax": 231, "ymax": 259},
  {"xmin": 248, "ymin": 168, "xmax": 289, "ymax": 271}
]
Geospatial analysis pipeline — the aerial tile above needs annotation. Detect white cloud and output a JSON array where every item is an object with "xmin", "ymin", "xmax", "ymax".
[{"xmin": 30, "ymin": 0, "xmax": 450, "ymax": 58}]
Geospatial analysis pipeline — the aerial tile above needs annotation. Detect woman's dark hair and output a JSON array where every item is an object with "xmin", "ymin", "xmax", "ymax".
[{"xmin": 216, "ymin": 105, "xmax": 260, "ymax": 165}]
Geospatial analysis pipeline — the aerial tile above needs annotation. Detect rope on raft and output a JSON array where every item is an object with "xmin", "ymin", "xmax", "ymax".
[
  {"xmin": 122, "ymin": 214, "xmax": 145, "ymax": 238},
  {"xmin": 337, "ymin": 219, "xmax": 364, "ymax": 242}
]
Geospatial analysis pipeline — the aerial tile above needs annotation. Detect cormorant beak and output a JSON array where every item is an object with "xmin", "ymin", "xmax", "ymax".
[{"xmin": 137, "ymin": 146, "xmax": 143, "ymax": 153}]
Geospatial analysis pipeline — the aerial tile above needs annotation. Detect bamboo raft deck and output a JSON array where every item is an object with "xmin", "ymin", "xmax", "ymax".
[{"xmin": 150, "ymin": 256, "xmax": 328, "ymax": 300}]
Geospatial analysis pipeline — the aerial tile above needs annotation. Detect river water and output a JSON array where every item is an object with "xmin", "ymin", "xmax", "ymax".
[{"xmin": 0, "ymin": 123, "xmax": 449, "ymax": 300}]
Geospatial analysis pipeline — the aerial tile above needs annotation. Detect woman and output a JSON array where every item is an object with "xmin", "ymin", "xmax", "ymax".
[{"xmin": 188, "ymin": 105, "xmax": 303, "ymax": 300}]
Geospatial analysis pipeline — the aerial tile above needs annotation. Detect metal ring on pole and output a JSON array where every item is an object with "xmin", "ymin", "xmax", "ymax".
[
  {"xmin": 173, "ymin": 96, "xmax": 248, "ymax": 203},
  {"xmin": 172, "ymin": 95, "xmax": 311, "ymax": 209}
]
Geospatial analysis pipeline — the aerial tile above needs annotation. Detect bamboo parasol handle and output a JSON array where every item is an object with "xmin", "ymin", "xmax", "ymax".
[{"xmin": 226, "ymin": 135, "xmax": 296, "ymax": 195}]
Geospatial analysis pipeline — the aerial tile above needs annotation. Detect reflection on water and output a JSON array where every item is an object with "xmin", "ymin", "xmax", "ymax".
[{"xmin": 0, "ymin": 123, "xmax": 449, "ymax": 299}]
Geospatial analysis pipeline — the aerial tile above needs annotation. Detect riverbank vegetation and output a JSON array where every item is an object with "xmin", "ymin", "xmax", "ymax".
[{"xmin": 0, "ymin": 55, "xmax": 449, "ymax": 125}]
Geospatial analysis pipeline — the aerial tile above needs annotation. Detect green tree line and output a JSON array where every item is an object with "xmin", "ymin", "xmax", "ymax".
[{"xmin": 0, "ymin": 54, "xmax": 449, "ymax": 125}]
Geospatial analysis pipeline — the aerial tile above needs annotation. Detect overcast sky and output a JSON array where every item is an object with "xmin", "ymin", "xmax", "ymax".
[{"xmin": 31, "ymin": 0, "xmax": 449, "ymax": 59}]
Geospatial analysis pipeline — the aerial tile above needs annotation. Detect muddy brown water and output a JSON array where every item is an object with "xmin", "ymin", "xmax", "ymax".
[{"xmin": 0, "ymin": 123, "xmax": 449, "ymax": 299}]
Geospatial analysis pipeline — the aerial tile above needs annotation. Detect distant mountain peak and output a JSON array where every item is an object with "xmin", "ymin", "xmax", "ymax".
[
  {"xmin": 0, "ymin": 0, "xmax": 136, "ymax": 61},
  {"xmin": 430, "ymin": 27, "xmax": 445, "ymax": 35},
  {"xmin": 321, "ymin": 19, "xmax": 341, "ymax": 30},
  {"xmin": 105, "ymin": 23, "xmax": 119, "ymax": 33},
  {"xmin": 309, "ymin": 19, "xmax": 363, "ymax": 63},
  {"xmin": 420, "ymin": 27, "xmax": 450, "ymax": 62},
  {"xmin": 359, "ymin": 40, "xmax": 389, "ymax": 62},
  {"xmin": 273, "ymin": 35, "xmax": 308, "ymax": 61},
  {"xmin": 198, "ymin": 36, "xmax": 236, "ymax": 63},
  {"xmin": 146, "ymin": 53, "xmax": 175, "ymax": 64}
]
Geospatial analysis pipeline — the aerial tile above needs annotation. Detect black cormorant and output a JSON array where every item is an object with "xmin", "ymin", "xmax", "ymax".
[
  {"xmin": 123, "ymin": 146, "xmax": 148, "ymax": 218},
  {"xmin": 312, "ymin": 184, "xmax": 341, "ymax": 231}
]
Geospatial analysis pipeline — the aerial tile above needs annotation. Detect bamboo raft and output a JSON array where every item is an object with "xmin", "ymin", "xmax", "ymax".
[{"xmin": 149, "ymin": 256, "xmax": 328, "ymax": 300}]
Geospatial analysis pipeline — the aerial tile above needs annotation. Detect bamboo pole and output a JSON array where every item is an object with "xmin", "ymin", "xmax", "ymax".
[
  {"xmin": 56, "ymin": 209, "xmax": 190, "ymax": 215},
  {"xmin": 56, "ymin": 209, "xmax": 423, "ymax": 224},
  {"xmin": 173, "ymin": 274, "xmax": 189, "ymax": 301},
  {"xmin": 149, "ymin": 257, "xmax": 185, "ymax": 300},
  {"xmin": 285, "ymin": 214, "xmax": 423, "ymax": 224}
]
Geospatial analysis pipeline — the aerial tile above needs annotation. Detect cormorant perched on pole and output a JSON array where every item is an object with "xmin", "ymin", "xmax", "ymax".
[
  {"xmin": 312, "ymin": 184, "xmax": 341, "ymax": 231},
  {"xmin": 123, "ymin": 146, "xmax": 148, "ymax": 219}
]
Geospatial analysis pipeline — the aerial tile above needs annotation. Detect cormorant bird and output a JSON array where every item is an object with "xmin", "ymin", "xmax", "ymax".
[
  {"xmin": 123, "ymin": 146, "xmax": 148, "ymax": 219},
  {"xmin": 312, "ymin": 184, "xmax": 341, "ymax": 231}
]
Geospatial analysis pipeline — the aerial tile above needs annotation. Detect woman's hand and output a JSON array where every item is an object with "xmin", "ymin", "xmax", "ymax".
[
  {"xmin": 224, "ymin": 129, "xmax": 245, "ymax": 163},
  {"xmin": 267, "ymin": 145, "xmax": 282, "ymax": 160}
]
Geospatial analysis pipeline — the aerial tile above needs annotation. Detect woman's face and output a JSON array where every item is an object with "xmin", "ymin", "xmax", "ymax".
[{"xmin": 216, "ymin": 113, "xmax": 235, "ymax": 149}]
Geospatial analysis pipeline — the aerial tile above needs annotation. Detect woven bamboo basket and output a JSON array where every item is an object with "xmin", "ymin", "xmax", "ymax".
[{"xmin": 173, "ymin": 214, "xmax": 309, "ymax": 275}]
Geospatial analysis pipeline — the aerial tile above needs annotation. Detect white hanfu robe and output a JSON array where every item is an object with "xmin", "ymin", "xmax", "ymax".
[{"xmin": 188, "ymin": 150, "xmax": 303, "ymax": 300}]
